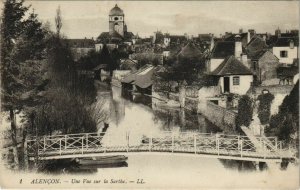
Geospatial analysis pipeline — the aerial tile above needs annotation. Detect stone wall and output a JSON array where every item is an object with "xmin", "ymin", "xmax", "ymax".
[
  {"xmin": 185, "ymin": 97, "xmax": 198, "ymax": 112},
  {"xmin": 198, "ymin": 100, "xmax": 237, "ymax": 132}
]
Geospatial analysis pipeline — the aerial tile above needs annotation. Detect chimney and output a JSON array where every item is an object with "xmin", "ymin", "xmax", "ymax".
[
  {"xmin": 248, "ymin": 29, "xmax": 255, "ymax": 38},
  {"xmin": 262, "ymin": 35, "xmax": 266, "ymax": 41},
  {"xmin": 239, "ymin": 28, "xmax": 243, "ymax": 34},
  {"xmin": 241, "ymin": 53, "xmax": 249, "ymax": 68},
  {"xmin": 235, "ymin": 35, "xmax": 242, "ymax": 60},
  {"xmin": 290, "ymin": 40, "xmax": 294, "ymax": 49},
  {"xmin": 275, "ymin": 28, "xmax": 281, "ymax": 37},
  {"xmin": 247, "ymin": 31, "xmax": 251, "ymax": 44},
  {"xmin": 210, "ymin": 34, "xmax": 214, "ymax": 51}
]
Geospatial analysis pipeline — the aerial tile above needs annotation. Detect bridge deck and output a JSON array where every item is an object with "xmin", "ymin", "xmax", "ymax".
[{"xmin": 26, "ymin": 132, "xmax": 290, "ymax": 162}]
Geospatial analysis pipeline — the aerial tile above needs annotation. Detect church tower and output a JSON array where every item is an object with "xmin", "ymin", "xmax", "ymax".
[{"xmin": 109, "ymin": 4, "xmax": 125, "ymax": 37}]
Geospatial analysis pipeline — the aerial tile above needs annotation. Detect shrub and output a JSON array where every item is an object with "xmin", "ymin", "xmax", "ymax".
[
  {"xmin": 236, "ymin": 95, "xmax": 253, "ymax": 130},
  {"xmin": 257, "ymin": 93, "xmax": 274, "ymax": 125}
]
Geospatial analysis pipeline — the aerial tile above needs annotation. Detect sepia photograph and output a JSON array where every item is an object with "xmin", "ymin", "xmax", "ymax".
[{"xmin": 0, "ymin": 0, "xmax": 299, "ymax": 189}]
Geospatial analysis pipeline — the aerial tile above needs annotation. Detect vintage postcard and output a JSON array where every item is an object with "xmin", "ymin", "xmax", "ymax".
[{"xmin": 0, "ymin": 0, "xmax": 299, "ymax": 189}]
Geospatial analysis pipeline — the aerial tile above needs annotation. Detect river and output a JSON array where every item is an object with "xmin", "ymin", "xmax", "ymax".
[{"xmin": 1, "ymin": 84, "xmax": 298, "ymax": 189}]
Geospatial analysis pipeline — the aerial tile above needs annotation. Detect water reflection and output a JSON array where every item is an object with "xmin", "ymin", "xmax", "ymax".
[
  {"xmin": 37, "ymin": 159, "xmax": 128, "ymax": 175},
  {"xmin": 109, "ymin": 86, "xmax": 221, "ymax": 134}
]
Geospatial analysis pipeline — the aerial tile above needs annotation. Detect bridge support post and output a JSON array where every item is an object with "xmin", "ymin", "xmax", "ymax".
[
  {"xmin": 65, "ymin": 135, "xmax": 67, "ymax": 150},
  {"xmin": 59, "ymin": 139, "xmax": 62, "ymax": 155},
  {"xmin": 149, "ymin": 134, "xmax": 152, "ymax": 152},
  {"xmin": 86, "ymin": 134, "xmax": 89, "ymax": 149},
  {"xmin": 263, "ymin": 141, "xmax": 266, "ymax": 159},
  {"xmin": 237, "ymin": 136, "xmax": 240, "ymax": 150},
  {"xmin": 194, "ymin": 134, "xmax": 196, "ymax": 154},
  {"xmin": 43, "ymin": 137, "xmax": 46, "ymax": 152},
  {"xmin": 240, "ymin": 139, "xmax": 243, "ymax": 157},
  {"xmin": 254, "ymin": 161, "xmax": 259, "ymax": 171},
  {"xmin": 24, "ymin": 137, "xmax": 29, "ymax": 170},
  {"xmin": 216, "ymin": 134, "xmax": 219, "ymax": 155},
  {"xmin": 172, "ymin": 133, "xmax": 174, "ymax": 153},
  {"xmin": 126, "ymin": 132, "xmax": 129, "ymax": 152},
  {"xmin": 82, "ymin": 137, "xmax": 84, "ymax": 154}
]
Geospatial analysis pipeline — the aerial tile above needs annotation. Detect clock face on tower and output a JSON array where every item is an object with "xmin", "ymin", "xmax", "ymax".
[
  {"xmin": 110, "ymin": 16, "xmax": 123, "ymax": 22},
  {"xmin": 108, "ymin": 5, "xmax": 125, "ymax": 37}
]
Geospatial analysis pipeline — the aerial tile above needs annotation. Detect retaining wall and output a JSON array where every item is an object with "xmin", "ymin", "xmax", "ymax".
[{"xmin": 198, "ymin": 101, "xmax": 237, "ymax": 133}]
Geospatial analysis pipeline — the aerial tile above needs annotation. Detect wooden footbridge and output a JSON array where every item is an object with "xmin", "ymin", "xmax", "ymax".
[{"xmin": 26, "ymin": 131, "xmax": 293, "ymax": 162}]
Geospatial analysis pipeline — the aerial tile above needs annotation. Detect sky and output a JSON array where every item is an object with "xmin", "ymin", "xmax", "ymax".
[{"xmin": 3, "ymin": 1, "xmax": 300, "ymax": 39}]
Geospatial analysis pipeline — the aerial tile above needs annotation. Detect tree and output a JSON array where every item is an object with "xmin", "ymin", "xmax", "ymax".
[
  {"xmin": 100, "ymin": 44, "xmax": 114, "ymax": 76},
  {"xmin": 55, "ymin": 6, "xmax": 62, "ymax": 36},
  {"xmin": 1, "ymin": 0, "xmax": 47, "ymax": 169},
  {"xmin": 268, "ymin": 81, "xmax": 299, "ymax": 144},
  {"xmin": 1, "ymin": 0, "xmax": 29, "ymax": 60},
  {"xmin": 236, "ymin": 95, "xmax": 253, "ymax": 130}
]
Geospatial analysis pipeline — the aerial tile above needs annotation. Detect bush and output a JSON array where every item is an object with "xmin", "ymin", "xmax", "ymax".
[
  {"xmin": 236, "ymin": 95, "xmax": 253, "ymax": 130},
  {"xmin": 268, "ymin": 81, "xmax": 299, "ymax": 143},
  {"xmin": 257, "ymin": 93, "xmax": 274, "ymax": 125}
]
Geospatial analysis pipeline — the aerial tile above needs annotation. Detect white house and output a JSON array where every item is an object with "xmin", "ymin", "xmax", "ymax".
[
  {"xmin": 211, "ymin": 55, "xmax": 253, "ymax": 95},
  {"xmin": 272, "ymin": 37, "xmax": 298, "ymax": 65},
  {"xmin": 208, "ymin": 35, "xmax": 246, "ymax": 73}
]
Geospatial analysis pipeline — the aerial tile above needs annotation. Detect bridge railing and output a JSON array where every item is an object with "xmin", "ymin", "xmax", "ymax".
[{"xmin": 27, "ymin": 132, "xmax": 283, "ymax": 159}]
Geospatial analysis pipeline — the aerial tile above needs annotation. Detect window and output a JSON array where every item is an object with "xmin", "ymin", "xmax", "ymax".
[
  {"xmin": 233, "ymin": 76, "xmax": 240, "ymax": 85},
  {"xmin": 280, "ymin": 51, "xmax": 288, "ymax": 58},
  {"xmin": 114, "ymin": 17, "xmax": 119, "ymax": 21},
  {"xmin": 252, "ymin": 61, "xmax": 257, "ymax": 71}
]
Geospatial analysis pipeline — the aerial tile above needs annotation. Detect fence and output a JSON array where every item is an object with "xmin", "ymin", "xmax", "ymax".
[{"xmin": 26, "ymin": 131, "xmax": 285, "ymax": 162}]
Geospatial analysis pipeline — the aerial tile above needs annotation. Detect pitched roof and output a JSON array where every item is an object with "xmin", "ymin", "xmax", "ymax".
[
  {"xmin": 177, "ymin": 42, "xmax": 202, "ymax": 58},
  {"xmin": 198, "ymin": 34, "xmax": 213, "ymax": 42},
  {"xmin": 134, "ymin": 66, "xmax": 154, "ymax": 88},
  {"xmin": 124, "ymin": 32, "xmax": 134, "ymax": 40},
  {"xmin": 211, "ymin": 41, "xmax": 235, "ymax": 59},
  {"xmin": 121, "ymin": 65, "xmax": 154, "ymax": 88},
  {"xmin": 110, "ymin": 30, "xmax": 124, "ymax": 39},
  {"xmin": 274, "ymin": 37, "xmax": 299, "ymax": 47},
  {"xmin": 211, "ymin": 55, "xmax": 252, "ymax": 76},
  {"xmin": 246, "ymin": 37, "xmax": 268, "ymax": 59},
  {"xmin": 224, "ymin": 33, "xmax": 248, "ymax": 42}
]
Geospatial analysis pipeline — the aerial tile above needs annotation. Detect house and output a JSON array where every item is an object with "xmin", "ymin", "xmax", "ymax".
[
  {"xmin": 248, "ymin": 50, "xmax": 280, "ymax": 84},
  {"xmin": 163, "ymin": 33, "xmax": 188, "ymax": 48},
  {"xmin": 177, "ymin": 42, "xmax": 202, "ymax": 59},
  {"xmin": 207, "ymin": 41, "xmax": 235, "ymax": 72},
  {"xmin": 211, "ymin": 55, "xmax": 253, "ymax": 95},
  {"xmin": 121, "ymin": 65, "xmax": 155, "ymax": 95},
  {"xmin": 245, "ymin": 36, "xmax": 268, "ymax": 59},
  {"xmin": 272, "ymin": 37, "xmax": 299, "ymax": 65}
]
